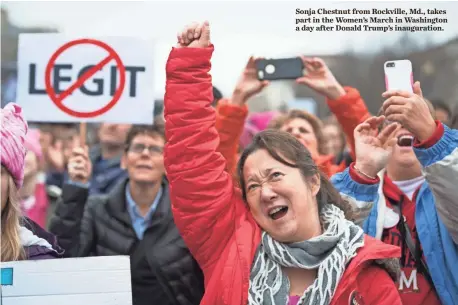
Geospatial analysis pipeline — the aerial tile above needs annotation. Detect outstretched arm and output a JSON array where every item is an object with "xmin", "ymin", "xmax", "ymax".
[
  {"xmin": 382, "ymin": 82, "xmax": 458, "ymax": 244},
  {"xmin": 296, "ymin": 57, "xmax": 371, "ymax": 161},
  {"xmin": 164, "ymin": 22, "xmax": 238, "ymax": 271},
  {"xmin": 215, "ymin": 57, "xmax": 269, "ymax": 176},
  {"xmin": 332, "ymin": 116, "xmax": 399, "ymax": 238}
]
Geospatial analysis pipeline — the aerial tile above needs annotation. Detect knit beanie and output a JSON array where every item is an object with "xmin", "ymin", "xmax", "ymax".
[
  {"xmin": 240, "ymin": 111, "xmax": 279, "ymax": 149},
  {"xmin": 1, "ymin": 103, "xmax": 28, "ymax": 188}
]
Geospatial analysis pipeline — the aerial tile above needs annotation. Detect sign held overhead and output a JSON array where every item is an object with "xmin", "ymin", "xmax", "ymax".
[{"xmin": 16, "ymin": 34, "xmax": 154, "ymax": 124}]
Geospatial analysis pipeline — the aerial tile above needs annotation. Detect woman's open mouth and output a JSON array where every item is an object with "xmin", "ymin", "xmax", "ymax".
[
  {"xmin": 397, "ymin": 134, "xmax": 414, "ymax": 147},
  {"xmin": 268, "ymin": 206, "xmax": 288, "ymax": 220}
]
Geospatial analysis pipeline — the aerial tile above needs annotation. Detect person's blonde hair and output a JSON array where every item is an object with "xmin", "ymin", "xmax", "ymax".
[{"xmin": 1, "ymin": 175, "xmax": 26, "ymax": 262}]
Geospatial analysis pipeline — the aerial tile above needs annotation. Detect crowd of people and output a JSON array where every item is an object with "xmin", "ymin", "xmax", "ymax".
[{"xmin": 1, "ymin": 20, "xmax": 458, "ymax": 305}]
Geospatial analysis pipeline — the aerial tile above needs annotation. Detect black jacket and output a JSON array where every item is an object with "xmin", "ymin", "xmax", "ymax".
[{"xmin": 49, "ymin": 178, "xmax": 204, "ymax": 305}]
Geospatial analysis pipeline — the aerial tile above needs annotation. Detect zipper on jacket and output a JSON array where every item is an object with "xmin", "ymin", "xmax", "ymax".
[{"xmin": 144, "ymin": 221, "xmax": 181, "ymax": 305}]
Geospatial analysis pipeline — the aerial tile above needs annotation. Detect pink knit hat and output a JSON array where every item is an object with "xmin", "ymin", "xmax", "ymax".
[
  {"xmin": 249, "ymin": 111, "xmax": 279, "ymax": 132},
  {"xmin": 240, "ymin": 123, "xmax": 259, "ymax": 149},
  {"xmin": 24, "ymin": 128, "xmax": 43, "ymax": 161},
  {"xmin": 240, "ymin": 111, "xmax": 279, "ymax": 149},
  {"xmin": 1, "ymin": 103, "xmax": 28, "ymax": 188}
]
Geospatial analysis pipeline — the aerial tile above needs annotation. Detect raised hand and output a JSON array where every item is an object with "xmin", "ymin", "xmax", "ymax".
[
  {"xmin": 296, "ymin": 56, "xmax": 346, "ymax": 100},
  {"xmin": 67, "ymin": 146, "xmax": 92, "ymax": 185},
  {"xmin": 231, "ymin": 57, "xmax": 269, "ymax": 106},
  {"xmin": 354, "ymin": 116, "xmax": 400, "ymax": 178},
  {"xmin": 45, "ymin": 140, "xmax": 65, "ymax": 172},
  {"xmin": 176, "ymin": 21, "xmax": 211, "ymax": 49},
  {"xmin": 382, "ymin": 81, "xmax": 436, "ymax": 142}
]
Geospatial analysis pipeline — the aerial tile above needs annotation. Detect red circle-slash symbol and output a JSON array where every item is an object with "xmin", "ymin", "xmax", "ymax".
[{"xmin": 45, "ymin": 38, "xmax": 126, "ymax": 118}]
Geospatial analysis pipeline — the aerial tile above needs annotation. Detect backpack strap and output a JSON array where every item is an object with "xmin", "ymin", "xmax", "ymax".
[{"xmin": 389, "ymin": 198, "xmax": 436, "ymax": 290}]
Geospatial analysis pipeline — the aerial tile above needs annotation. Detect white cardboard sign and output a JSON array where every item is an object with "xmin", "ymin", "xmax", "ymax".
[
  {"xmin": 0, "ymin": 256, "xmax": 132, "ymax": 305},
  {"xmin": 16, "ymin": 34, "xmax": 154, "ymax": 124}
]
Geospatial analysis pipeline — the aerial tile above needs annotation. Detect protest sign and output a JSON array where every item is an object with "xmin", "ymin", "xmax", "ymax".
[
  {"xmin": 0, "ymin": 256, "xmax": 132, "ymax": 305},
  {"xmin": 16, "ymin": 34, "xmax": 154, "ymax": 124}
]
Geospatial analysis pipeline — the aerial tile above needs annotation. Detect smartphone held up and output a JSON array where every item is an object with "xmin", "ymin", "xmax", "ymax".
[
  {"xmin": 384, "ymin": 59, "xmax": 414, "ymax": 93},
  {"xmin": 256, "ymin": 57, "xmax": 304, "ymax": 81},
  {"xmin": 383, "ymin": 59, "xmax": 414, "ymax": 140}
]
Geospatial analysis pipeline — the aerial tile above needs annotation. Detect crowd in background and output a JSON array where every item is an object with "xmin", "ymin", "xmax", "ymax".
[
  {"xmin": 15, "ymin": 86, "xmax": 456, "ymax": 234},
  {"xmin": 1, "ymin": 17, "xmax": 458, "ymax": 305}
]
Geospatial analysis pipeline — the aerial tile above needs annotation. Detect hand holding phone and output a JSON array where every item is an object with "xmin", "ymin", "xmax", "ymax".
[
  {"xmin": 382, "ymin": 81, "xmax": 436, "ymax": 142},
  {"xmin": 231, "ymin": 57, "xmax": 270, "ymax": 106},
  {"xmin": 256, "ymin": 57, "xmax": 304, "ymax": 81},
  {"xmin": 295, "ymin": 56, "xmax": 346, "ymax": 100}
]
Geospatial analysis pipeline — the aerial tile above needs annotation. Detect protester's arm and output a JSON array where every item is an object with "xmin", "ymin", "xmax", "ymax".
[
  {"xmin": 382, "ymin": 82, "xmax": 458, "ymax": 244},
  {"xmin": 215, "ymin": 57, "xmax": 268, "ymax": 176},
  {"xmin": 331, "ymin": 165, "xmax": 379, "ymax": 232},
  {"xmin": 48, "ymin": 145, "xmax": 94, "ymax": 256},
  {"xmin": 215, "ymin": 99, "xmax": 248, "ymax": 175},
  {"xmin": 331, "ymin": 116, "xmax": 398, "ymax": 234},
  {"xmin": 48, "ymin": 183, "xmax": 94, "ymax": 257},
  {"xmin": 296, "ymin": 57, "xmax": 371, "ymax": 162},
  {"xmin": 413, "ymin": 122, "xmax": 458, "ymax": 244},
  {"xmin": 165, "ymin": 23, "xmax": 239, "ymax": 271}
]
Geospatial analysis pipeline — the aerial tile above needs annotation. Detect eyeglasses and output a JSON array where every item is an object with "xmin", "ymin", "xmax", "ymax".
[{"xmin": 127, "ymin": 144, "xmax": 163, "ymax": 155}]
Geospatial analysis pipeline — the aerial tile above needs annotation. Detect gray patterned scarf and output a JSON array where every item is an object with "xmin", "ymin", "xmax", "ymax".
[{"xmin": 248, "ymin": 204, "xmax": 365, "ymax": 305}]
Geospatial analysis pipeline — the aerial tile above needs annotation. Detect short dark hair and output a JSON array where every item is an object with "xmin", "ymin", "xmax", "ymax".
[
  {"xmin": 212, "ymin": 86, "xmax": 223, "ymax": 107},
  {"xmin": 451, "ymin": 104, "xmax": 458, "ymax": 129},
  {"xmin": 237, "ymin": 129, "xmax": 356, "ymax": 221},
  {"xmin": 124, "ymin": 121, "xmax": 165, "ymax": 151},
  {"xmin": 431, "ymin": 99, "xmax": 452, "ymax": 117}
]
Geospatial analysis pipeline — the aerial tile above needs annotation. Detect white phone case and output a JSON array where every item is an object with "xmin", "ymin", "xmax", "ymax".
[{"xmin": 384, "ymin": 60, "xmax": 413, "ymax": 93}]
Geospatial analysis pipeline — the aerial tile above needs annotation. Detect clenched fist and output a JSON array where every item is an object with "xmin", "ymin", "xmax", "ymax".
[
  {"xmin": 176, "ymin": 21, "xmax": 211, "ymax": 48},
  {"xmin": 68, "ymin": 146, "xmax": 92, "ymax": 185}
]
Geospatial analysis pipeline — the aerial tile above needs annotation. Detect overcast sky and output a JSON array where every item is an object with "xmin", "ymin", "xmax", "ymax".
[{"xmin": 3, "ymin": 0, "xmax": 458, "ymax": 97}]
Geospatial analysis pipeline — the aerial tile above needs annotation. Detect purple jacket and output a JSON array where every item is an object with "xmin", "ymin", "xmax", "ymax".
[{"xmin": 22, "ymin": 217, "xmax": 64, "ymax": 260}]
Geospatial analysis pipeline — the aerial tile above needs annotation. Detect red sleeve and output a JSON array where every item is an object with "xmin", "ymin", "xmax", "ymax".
[
  {"xmin": 326, "ymin": 87, "xmax": 371, "ymax": 161},
  {"xmin": 215, "ymin": 100, "xmax": 248, "ymax": 176},
  {"xmin": 413, "ymin": 120, "xmax": 444, "ymax": 149},
  {"xmin": 316, "ymin": 156, "xmax": 346, "ymax": 178},
  {"xmin": 164, "ymin": 45, "xmax": 237, "ymax": 271},
  {"xmin": 358, "ymin": 266, "xmax": 402, "ymax": 305}
]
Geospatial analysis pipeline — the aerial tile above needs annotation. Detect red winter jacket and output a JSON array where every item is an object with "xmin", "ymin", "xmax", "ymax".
[{"xmin": 164, "ymin": 45, "xmax": 402, "ymax": 305}]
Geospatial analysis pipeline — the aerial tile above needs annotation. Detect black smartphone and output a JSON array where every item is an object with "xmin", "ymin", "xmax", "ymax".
[{"xmin": 255, "ymin": 57, "xmax": 304, "ymax": 80}]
